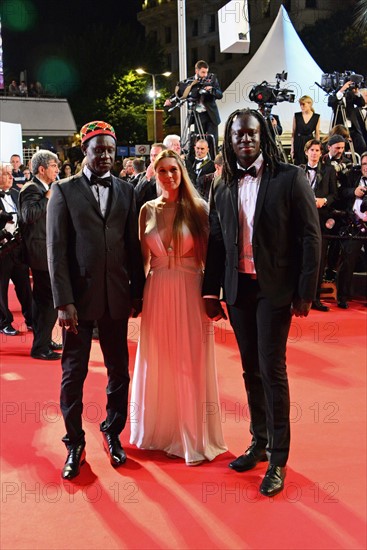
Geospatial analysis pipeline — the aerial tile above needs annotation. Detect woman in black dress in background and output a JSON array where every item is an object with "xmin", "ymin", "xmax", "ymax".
[{"xmin": 291, "ymin": 95, "xmax": 320, "ymax": 165}]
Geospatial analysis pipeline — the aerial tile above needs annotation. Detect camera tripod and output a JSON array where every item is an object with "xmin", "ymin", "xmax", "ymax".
[
  {"xmin": 179, "ymin": 99, "xmax": 215, "ymax": 159},
  {"xmin": 330, "ymin": 101, "xmax": 357, "ymax": 164}
]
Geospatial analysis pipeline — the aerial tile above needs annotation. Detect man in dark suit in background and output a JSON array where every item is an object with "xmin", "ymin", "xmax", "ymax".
[
  {"xmin": 47, "ymin": 121, "xmax": 145, "ymax": 480},
  {"xmin": 165, "ymin": 60, "xmax": 222, "ymax": 150},
  {"xmin": 301, "ymin": 139, "xmax": 338, "ymax": 311},
  {"xmin": 202, "ymin": 109, "xmax": 321, "ymax": 497},
  {"xmin": 134, "ymin": 143, "xmax": 166, "ymax": 212},
  {"xmin": 328, "ymin": 79, "xmax": 366, "ymax": 155},
  {"xmin": 0, "ymin": 163, "xmax": 32, "ymax": 335},
  {"xmin": 19, "ymin": 150, "xmax": 61, "ymax": 360}
]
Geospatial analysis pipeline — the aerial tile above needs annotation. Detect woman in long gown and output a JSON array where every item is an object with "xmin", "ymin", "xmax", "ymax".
[
  {"xmin": 291, "ymin": 95, "xmax": 320, "ymax": 165},
  {"xmin": 130, "ymin": 150, "xmax": 227, "ymax": 466}
]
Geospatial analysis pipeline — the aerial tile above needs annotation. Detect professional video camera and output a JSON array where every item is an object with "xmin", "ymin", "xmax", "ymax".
[
  {"xmin": 249, "ymin": 71, "xmax": 295, "ymax": 109},
  {"xmin": 319, "ymin": 70, "xmax": 365, "ymax": 94},
  {"xmin": 171, "ymin": 73, "xmax": 217, "ymax": 108}
]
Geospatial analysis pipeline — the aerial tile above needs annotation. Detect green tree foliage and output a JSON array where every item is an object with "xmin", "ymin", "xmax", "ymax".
[
  {"xmin": 100, "ymin": 71, "xmax": 171, "ymax": 144},
  {"xmin": 300, "ymin": 9, "xmax": 367, "ymax": 75},
  {"xmin": 55, "ymin": 22, "xmax": 168, "ymax": 132}
]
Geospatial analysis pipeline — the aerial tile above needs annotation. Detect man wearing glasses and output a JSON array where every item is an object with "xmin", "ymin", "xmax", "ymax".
[{"xmin": 19, "ymin": 150, "xmax": 61, "ymax": 360}]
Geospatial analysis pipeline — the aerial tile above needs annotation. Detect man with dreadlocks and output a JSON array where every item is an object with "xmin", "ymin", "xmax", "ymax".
[{"xmin": 202, "ymin": 109, "xmax": 321, "ymax": 497}]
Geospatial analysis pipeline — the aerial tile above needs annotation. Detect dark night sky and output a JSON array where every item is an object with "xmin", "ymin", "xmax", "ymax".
[{"xmin": 1, "ymin": 0, "xmax": 143, "ymax": 79}]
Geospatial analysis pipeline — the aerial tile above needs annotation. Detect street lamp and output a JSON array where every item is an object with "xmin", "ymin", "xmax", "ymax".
[{"xmin": 136, "ymin": 68, "xmax": 171, "ymax": 142}]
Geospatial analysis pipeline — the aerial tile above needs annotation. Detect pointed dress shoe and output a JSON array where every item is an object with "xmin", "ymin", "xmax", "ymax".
[
  {"xmin": 337, "ymin": 300, "xmax": 349, "ymax": 309},
  {"xmin": 311, "ymin": 300, "xmax": 329, "ymax": 312},
  {"xmin": 62, "ymin": 443, "xmax": 86, "ymax": 480},
  {"xmin": 0, "ymin": 324, "xmax": 19, "ymax": 336},
  {"xmin": 260, "ymin": 465, "xmax": 286, "ymax": 497},
  {"xmin": 31, "ymin": 350, "xmax": 61, "ymax": 360},
  {"xmin": 102, "ymin": 432, "xmax": 126, "ymax": 467},
  {"xmin": 229, "ymin": 444, "xmax": 267, "ymax": 472},
  {"xmin": 49, "ymin": 340, "xmax": 63, "ymax": 351}
]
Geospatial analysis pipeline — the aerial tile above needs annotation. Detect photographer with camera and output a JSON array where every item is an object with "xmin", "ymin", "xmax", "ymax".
[
  {"xmin": 0, "ymin": 163, "xmax": 33, "ymax": 336},
  {"xmin": 335, "ymin": 151, "xmax": 367, "ymax": 308},
  {"xmin": 164, "ymin": 60, "xmax": 222, "ymax": 150},
  {"xmin": 328, "ymin": 79, "xmax": 366, "ymax": 155},
  {"xmin": 257, "ymin": 104, "xmax": 283, "ymax": 136},
  {"xmin": 323, "ymin": 134, "xmax": 352, "ymax": 186}
]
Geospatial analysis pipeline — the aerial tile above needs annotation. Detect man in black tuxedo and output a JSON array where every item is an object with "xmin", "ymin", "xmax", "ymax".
[
  {"xmin": 0, "ymin": 163, "xmax": 32, "ymax": 335},
  {"xmin": 301, "ymin": 139, "xmax": 338, "ymax": 311},
  {"xmin": 19, "ymin": 150, "xmax": 61, "ymax": 360},
  {"xmin": 189, "ymin": 139, "xmax": 215, "ymax": 182},
  {"xmin": 202, "ymin": 109, "xmax": 321, "ymax": 497},
  {"xmin": 165, "ymin": 60, "xmax": 222, "ymax": 150},
  {"xmin": 47, "ymin": 120, "xmax": 145, "ymax": 480}
]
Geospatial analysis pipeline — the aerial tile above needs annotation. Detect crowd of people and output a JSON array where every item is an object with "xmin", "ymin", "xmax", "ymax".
[
  {"xmin": 1, "ymin": 60, "xmax": 366, "ymax": 498},
  {"xmin": 6, "ymin": 79, "xmax": 45, "ymax": 98}
]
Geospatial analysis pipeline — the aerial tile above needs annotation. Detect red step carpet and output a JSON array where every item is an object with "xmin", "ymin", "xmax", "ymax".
[{"xmin": 1, "ymin": 286, "xmax": 366, "ymax": 549}]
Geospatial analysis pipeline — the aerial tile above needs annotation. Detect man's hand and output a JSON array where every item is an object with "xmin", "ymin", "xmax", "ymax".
[
  {"xmin": 145, "ymin": 164, "xmax": 155, "ymax": 181},
  {"xmin": 291, "ymin": 298, "xmax": 311, "ymax": 318},
  {"xmin": 164, "ymin": 99, "xmax": 172, "ymax": 107},
  {"xmin": 130, "ymin": 298, "xmax": 143, "ymax": 318},
  {"xmin": 204, "ymin": 298, "xmax": 228, "ymax": 321},
  {"xmin": 355, "ymin": 187, "xmax": 366, "ymax": 198},
  {"xmin": 58, "ymin": 304, "xmax": 78, "ymax": 334},
  {"xmin": 315, "ymin": 198, "xmax": 327, "ymax": 208},
  {"xmin": 340, "ymin": 80, "xmax": 354, "ymax": 93}
]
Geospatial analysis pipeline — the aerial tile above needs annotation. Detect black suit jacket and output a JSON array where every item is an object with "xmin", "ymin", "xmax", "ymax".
[
  {"xmin": 187, "ymin": 158, "xmax": 215, "ymax": 183},
  {"xmin": 134, "ymin": 176, "xmax": 157, "ymax": 212},
  {"xmin": 18, "ymin": 177, "xmax": 49, "ymax": 271},
  {"xmin": 203, "ymin": 163, "xmax": 321, "ymax": 307},
  {"xmin": 300, "ymin": 163, "xmax": 338, "ymax": 226},
  {"xmin": 46, "ymin": 172, "xmax": 145, "ymax": 320},
  {"xmin": 0, "ymin": 186, "xmax": 20, "ymax": 231},
  {"xmin": 0, "ymin": 187, "xmax": 20, "ymax": 211}
]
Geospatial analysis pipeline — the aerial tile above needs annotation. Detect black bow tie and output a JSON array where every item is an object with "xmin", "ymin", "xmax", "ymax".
[
  {"xmin": 89, "ymin": 174, "xmax": 112, "ymax": 187},
  {"xmin": 306, "ymin": 166, "xmax": 317, "ymax": 172},
  {"xmin": 237, "ymin": 166, "xmax": 257, "ymax": 179}
]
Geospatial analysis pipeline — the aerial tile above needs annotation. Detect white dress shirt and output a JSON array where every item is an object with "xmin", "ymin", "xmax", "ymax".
[
  {"xmin": 83, "ymin": 166, "xmax": 110, "ymax": 218},
  {"xmin": 238, "ymin": 154, "xmax": 264, "ymax": 275}
]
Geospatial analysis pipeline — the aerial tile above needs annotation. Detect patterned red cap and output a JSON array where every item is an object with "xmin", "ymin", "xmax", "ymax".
[{"xmin": 80, "ymin": 120, "xmax": 116, "ymax": 144}]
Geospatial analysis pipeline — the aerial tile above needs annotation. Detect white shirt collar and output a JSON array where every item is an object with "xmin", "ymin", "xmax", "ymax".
[{"xmin": 83, "ymin": 166, "xmax": 111, "ymax": 180}]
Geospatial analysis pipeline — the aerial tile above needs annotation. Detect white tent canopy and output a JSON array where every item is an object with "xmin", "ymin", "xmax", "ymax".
[{"xmin": 218, "ymin": 5, "xmax": 331, "ymax": 137}]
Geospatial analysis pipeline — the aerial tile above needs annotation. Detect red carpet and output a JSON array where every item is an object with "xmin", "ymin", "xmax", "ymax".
[{"xmin": 1, "ymin": 286, "xmax": 366, "ymax": 549}]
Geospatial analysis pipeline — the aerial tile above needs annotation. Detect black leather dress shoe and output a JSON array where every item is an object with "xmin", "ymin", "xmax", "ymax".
[
  {"xmin": 31, "ymin": 350, "xmax": 61, "ymax": 360},
  {"xmin": 0, "ymin": 324, "xmax": 19, "ymax": 336},
  {"xmin": 62, "ymin": 443, "xmax": 86, "ymax": 480},
  {"xmin": 229, "ymin": 444, "xmax": 267, "ymax": 472},
  {"xmin": 311, "ymin": 300, "xmax": 330, "ymax": 312},
  {"xmin": 102, "ymin": 432, "xmax": 126, "ymax": 467},
  {"xmin": 337, "ymin": 300, "xmax": 349, "ymax": 309},
  {"xmin": 49, "ymin": 340, "xmax": 63, "ymax": 351},
  {"xmin": 260, "ymin": 465, "xmax": 286, "ymax": 497}
]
